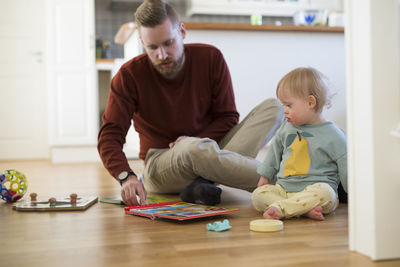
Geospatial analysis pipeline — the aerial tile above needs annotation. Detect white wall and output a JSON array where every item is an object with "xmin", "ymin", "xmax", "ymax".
[{"xmin": 185, "ymin": 29, "xmax": 347, "ymax": 130}]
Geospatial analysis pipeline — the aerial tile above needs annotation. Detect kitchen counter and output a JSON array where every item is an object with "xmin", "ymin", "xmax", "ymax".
[
  {"xmin": 96, "ymin": 58, "xmax": 115, "ymax": 70},
  {"xmin": 96, "ymin": 58, "xmax": 124, "ymax": 76},
  {"xmin": 183, "ymin": 22, "xmax": 346, "ymax": 130},
  {"xmin": 184, "ymin": 22, "xmax": 344, "ymax": 33}
]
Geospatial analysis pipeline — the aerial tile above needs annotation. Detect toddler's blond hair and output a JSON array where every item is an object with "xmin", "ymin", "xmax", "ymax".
[{"xmin": 276, "ymin": 67, "xmax": 331, "ymax": 112}]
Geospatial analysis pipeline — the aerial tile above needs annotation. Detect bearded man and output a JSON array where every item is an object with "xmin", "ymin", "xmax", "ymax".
[{"xmin": 98, "ymin": 0, "xmax": 283, "ymax": 206}]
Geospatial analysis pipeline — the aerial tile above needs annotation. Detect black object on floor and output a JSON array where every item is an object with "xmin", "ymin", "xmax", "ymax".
[
  {"xmin": 338, "ymin": 182, "xmax": 348, "ymax": 203},
  {"xmin": 180, "ymin": 177, "xmax": 222, "ymax": 205}
]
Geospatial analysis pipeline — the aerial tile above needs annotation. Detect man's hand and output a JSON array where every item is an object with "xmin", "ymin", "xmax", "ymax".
[
  {"xmin": 121, "ymin": 175, "xmax": 147, "ymax": 206},
  {"xmin": 257, "ymin": 176, "xmax": 270, "ymax": 187},
  {"xmin": 169, "ymin": 136, "xmax": 188, "ymax": 148}
]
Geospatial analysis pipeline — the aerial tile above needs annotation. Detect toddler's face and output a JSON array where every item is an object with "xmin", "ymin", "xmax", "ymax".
[{"xmin": 278, "ymin": 89, "xmax": 318, "ymax": 126}]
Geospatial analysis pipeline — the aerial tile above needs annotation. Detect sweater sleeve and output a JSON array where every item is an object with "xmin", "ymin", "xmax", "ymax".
[
  {"xmin": 256, "ymin": 124, "xmax": 285, "ymax": 183},
  {"xmin": 336, "ymin": 153, "xmax": 348, "ymax": 193},
  {"xmin": 196, "ymin": 49, "xmax": 239, "ymax": 142},
  {"xmin": 97, "ymin": 68, "xmax": 137, "ymax": 179}
]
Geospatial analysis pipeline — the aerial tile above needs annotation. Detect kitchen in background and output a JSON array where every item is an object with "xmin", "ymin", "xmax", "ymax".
[{"xmin": 94, "ymin": 0, "xmax": 294, "ymax": 59}]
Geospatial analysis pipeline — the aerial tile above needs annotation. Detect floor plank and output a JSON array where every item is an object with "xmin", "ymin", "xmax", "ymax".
[{"xmin": 0, "ymin": 160, "xmax": 398, "ymax": 266}]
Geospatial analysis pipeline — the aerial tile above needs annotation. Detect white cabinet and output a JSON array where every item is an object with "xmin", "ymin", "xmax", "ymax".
[{"xmin": 47, "ymin": 0, "xmax": 98, "ymax": 162}]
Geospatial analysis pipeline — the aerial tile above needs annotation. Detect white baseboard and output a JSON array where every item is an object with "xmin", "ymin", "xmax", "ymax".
[
  {"xmin": 51, "ymin": 146, "xmax": 101, "ymax": 163},
  {"xmin": 51, "ymin": 146, "xmax": 139, "ymax": 163}
]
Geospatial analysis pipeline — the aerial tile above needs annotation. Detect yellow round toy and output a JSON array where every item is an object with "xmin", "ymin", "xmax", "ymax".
[
  {"xmin": 0, "ymin": 169, "xmax": 28, "ymax": 202},
  {"xmin": 250, "ymin": 219, "xmax": 283, "ymax": 232}
]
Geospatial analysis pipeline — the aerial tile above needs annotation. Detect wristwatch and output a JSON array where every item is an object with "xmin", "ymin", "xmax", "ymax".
[{"xmin": 118, "ymin": 171, "xmax": 136, "ymax": 186}]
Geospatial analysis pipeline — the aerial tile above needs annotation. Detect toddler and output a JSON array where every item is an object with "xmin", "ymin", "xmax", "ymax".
[{"xmin": 252, "ymin": 67, "xmax": 347, "ymax": 221}]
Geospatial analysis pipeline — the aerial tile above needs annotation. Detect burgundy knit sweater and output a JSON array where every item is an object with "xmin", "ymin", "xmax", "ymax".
[{"xmin": 98, "ymin": 44, "xmax": 239, "ymax": 178}]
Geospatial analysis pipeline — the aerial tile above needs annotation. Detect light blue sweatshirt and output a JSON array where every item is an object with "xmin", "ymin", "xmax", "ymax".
[{"xmin": 257, "ymin": 121, "xmax": 347, "ymax": 193}]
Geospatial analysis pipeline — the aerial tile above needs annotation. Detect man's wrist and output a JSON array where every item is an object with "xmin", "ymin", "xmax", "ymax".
[{"xmin": 118, "ymin": 171, "xmax": 136, "ymax": 186}]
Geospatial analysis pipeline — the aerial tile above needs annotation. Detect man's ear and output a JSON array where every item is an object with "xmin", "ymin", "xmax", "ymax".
[
  {"xmin": 308, "ymin": 95, "xmax": 317, "ymax": 109},
  {"xmin": 179, "ymin": 22, "xmax": 186, "ymax": 39}
]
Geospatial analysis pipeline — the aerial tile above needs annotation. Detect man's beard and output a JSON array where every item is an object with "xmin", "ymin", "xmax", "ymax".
[{"xmin": 153, "ymin": 53, "xmax": 185, "ymax": 78}]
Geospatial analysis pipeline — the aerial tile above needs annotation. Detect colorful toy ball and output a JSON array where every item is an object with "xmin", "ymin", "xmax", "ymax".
[{"xmin": 0, "ymin": 169, "xmax": 27, "ymax": 202}]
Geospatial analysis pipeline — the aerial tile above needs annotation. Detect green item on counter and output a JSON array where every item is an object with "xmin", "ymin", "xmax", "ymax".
[{"xmin": 250, "ymin": 13, "xmax": 262, "ymax": 25}]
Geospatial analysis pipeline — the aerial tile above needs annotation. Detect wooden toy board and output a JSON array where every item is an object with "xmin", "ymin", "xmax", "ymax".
[{"xmin": 13, "ymin": 196, "xmax": 98, "ymax": 211}]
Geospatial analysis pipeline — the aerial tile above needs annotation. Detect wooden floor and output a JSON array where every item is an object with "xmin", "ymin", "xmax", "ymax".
[{"xmin": 0, "ymin": 160, "xmax": 399, "ymax": 267}]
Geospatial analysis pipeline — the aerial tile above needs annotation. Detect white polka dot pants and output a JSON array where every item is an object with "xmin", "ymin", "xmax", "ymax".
[{"xmin": 251, "ymin": 183, "xmax": 339, "ymax": 218}]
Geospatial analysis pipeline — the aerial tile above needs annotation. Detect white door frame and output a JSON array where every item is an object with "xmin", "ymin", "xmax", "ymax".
[{"xmin": 346, "ymin": 0, "xmax": 400, "ymax": 260}]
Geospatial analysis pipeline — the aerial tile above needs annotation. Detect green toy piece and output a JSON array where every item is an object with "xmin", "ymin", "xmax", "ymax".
[{"xmin": 206, "ymin": 219, "xmax": 232, "ymax": 232}]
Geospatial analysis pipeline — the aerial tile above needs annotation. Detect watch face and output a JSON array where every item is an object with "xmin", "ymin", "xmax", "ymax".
[{"xmin": 118, "ymin": 171, "xmax": 129, "ymax": 180}]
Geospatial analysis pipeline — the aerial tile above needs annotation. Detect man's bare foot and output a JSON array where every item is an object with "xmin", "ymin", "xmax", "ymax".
[
  {"xmin": 263, "ymin": 206, "xmax": 281, "ymax": 220},
  {"xmin": 304, "ymin": 206, "xmax": 325, "ymax": 220}
]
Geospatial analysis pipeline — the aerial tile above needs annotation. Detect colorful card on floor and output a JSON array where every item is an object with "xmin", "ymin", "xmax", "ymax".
[
  {"xmin": 100, "ymin": 195, "xmax": 174, "ymax": 205},
  {"xmin": 124, "ymin": 201, "xmax": 239, "ymax": 221}
]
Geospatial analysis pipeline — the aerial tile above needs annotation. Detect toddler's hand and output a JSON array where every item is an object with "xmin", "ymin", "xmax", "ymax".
[{"xmin": 257, "ymin": 176, "xmax": 270, "ymax": 187}]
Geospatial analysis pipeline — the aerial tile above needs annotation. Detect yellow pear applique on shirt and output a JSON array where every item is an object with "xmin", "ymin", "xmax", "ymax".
[{"xmin": 283, "ymin": 131, "xmax": 312, "ymax": 176}]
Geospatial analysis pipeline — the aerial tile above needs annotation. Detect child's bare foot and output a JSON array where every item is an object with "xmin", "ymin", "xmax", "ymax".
[
  {"xmin": 263, "ymin": 206, "xmax": 281, "ymax": 220},
  {"xmin": 304, "ymin": 206, "xmax": 325, "ymax": 220}
]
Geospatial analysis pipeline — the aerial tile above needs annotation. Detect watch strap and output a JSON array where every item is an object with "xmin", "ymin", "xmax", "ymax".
[{"xmin": 119, "ymin": 171, "xmax": 136, "ymax": 186}]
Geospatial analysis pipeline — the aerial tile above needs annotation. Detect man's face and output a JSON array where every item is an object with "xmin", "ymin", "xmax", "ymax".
[{"xmin": 139, "ymin": 18, "xmax": 186, "ymax": 78}]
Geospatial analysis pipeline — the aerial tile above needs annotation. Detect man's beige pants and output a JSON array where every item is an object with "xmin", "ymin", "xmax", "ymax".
[
  {"xmin": 142, "ymin": 98, "xmax": 283, "ymax": 194},
  {"xmin": 252, "ymin": 183, "xmax": 339, "ymax": 218}
]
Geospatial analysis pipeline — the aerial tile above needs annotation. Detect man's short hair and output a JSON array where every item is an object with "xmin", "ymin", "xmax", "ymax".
[{"xmin": 135, "ymin": 0, "xmax": 179, "ymax": 28}]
